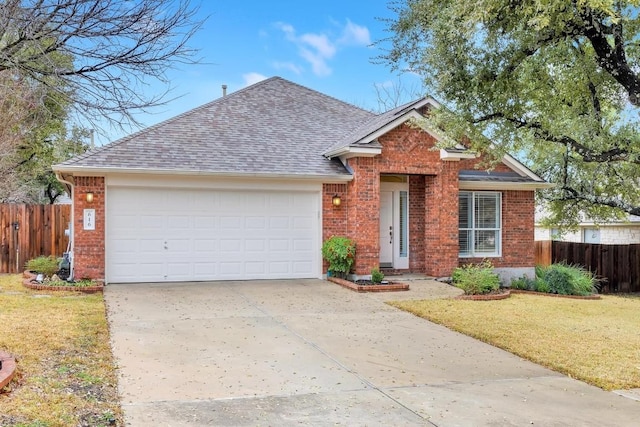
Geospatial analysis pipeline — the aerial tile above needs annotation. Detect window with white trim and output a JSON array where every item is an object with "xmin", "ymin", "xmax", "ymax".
[{"xmin": 459, "ymin": 191, "xmax": 501, "ymax": 257}]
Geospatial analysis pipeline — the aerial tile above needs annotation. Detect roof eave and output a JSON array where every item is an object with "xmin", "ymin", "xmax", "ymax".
[
  {"xmin": 440, "ymin": 149, "xmax": 478, "ymax": 161},
  {"xmin": 324, "ymin": 146, "xmax": 382, "ymax": 159},
  {"xmin": 459, "ymin": 180, "xmax": 555, "ymax": 191},
  {"xmin": 52, "ymin": 165, "xmax": 354, "ymax": 182}
]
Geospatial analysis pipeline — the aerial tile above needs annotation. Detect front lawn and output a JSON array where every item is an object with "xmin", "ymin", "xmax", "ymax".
[
  {"xmin": 0, "ymin": 274, "xmax": 122, "ymax": 426},
  {"xmin": 389, "ymin": 293, "xmax": 640, "ymax": 390}
]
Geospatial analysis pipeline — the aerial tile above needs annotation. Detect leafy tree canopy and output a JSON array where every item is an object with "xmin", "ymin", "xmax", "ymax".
[{"xmin": 384, "ymin": 0, "xmax": 640, "ymax": 227}]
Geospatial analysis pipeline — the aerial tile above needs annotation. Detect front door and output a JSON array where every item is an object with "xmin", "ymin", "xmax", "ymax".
[
  {"xmin": 379, "ymin": 179, "xmax": 409, "ymax": 269},
  {"xmin": 379, "ymin": 190, "xmax": 393, "ymax": 267}
]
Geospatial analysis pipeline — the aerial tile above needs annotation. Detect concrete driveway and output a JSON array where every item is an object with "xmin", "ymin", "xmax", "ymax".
[{"xmin": 106, "ymin": 279, "xmax": 640, "ymax": 426}]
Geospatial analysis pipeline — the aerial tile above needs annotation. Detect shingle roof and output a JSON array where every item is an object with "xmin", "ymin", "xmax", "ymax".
[
  {"xmin": 459, "ymin": 170, "xmax": 538, "ymax": 183},
  {"xmin": 323, "ymin": 98, "xmax": 431, "ymax": 154},
  {"xmin": 55, "ymin": 77, "xmax": 374, "ymax": 177}
]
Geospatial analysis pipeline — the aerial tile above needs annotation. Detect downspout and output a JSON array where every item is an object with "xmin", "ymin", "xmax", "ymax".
[{"xmin": 55, "ymin": 172, "xmax": 75, "ymax": 280}]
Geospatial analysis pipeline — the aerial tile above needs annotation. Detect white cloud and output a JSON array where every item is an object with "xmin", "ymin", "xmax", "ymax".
[
  {"xmin": 273, "ymin": 20, "xmax": 370, "ymax": 77},
  {"xmin": 339, "ymin": 20, "xmax": 371, "ymax": 46},
  {"xmin": 275, "ymin": 22, "xmax": 295, "ymax": 40},
  {"xmin": 274, "ymin": 22, "xmax": 336, "ymax": 77},
  {"xmin": 242, "ymin": 72, "xmax": 268, "ymax": 86},
  {"xmin": 299, "ymin": 48, "xmax": 332, "ymax": 76},
  {"xmin": 299, "ymin": 33, "xmax": 336, "ymax": 58},
  {"xmin": 272, "ymin": 61, "xmax": 303, "ymax": 75}
]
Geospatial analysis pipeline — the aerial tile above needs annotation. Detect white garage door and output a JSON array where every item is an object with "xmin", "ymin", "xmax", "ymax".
[{"xmin": 106, "ymin": 187, "xmax": 320, "ymax": 283}]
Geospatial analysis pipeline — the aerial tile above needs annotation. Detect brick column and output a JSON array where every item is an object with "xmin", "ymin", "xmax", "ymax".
[
  {"xmin": 347, "ymin": 157, "xmax": 379, "ymax": 276},
  {"xmin": 73, "ymin": 177, "xmax": 105, "ymax": 281},
  {"xmin": 322, "ymin": 183, "xmax": 348, "ymax": 272},
  {"xmin": 425, "ymin": 162, "xmax": 460, "ymax": 277},
  {"xmin": 409, "ymin": 175, "xmax": 426, "ymax": 272}
]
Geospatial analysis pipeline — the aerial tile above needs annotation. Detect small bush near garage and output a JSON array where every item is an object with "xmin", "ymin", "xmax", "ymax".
[
  {"xmin": 321, "ymin": 236, "xmax": 355, "ymax": 279},
  {"xmin": 25, "ymin": 255, "xmax": 60, "ymax": 278},
  {"xmin": 535, "ymin": 263, "xmax": 598, "ymax": 296},
  {"xmin": 452, "ymin": 260, "xmax": 500, "ymax": 295}
]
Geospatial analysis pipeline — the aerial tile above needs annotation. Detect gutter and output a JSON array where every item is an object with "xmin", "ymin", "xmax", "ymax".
[
  {"xmin": 459, "ymin": 180, "xmax": 555, "ymax": 191},
  {"xmin": 54, "ymin": 172, "xmax": 75, "ymax": 280},
  {"xmin": 51, "ymin": 166, "xmax": 354, "ymax": 182}
]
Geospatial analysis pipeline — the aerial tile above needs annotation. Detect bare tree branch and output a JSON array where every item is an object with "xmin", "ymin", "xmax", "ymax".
[{"xmin": 0, "ymin": 0, "xmax": 204, "ymax": 130}]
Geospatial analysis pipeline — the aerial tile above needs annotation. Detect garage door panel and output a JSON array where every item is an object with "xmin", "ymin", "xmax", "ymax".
[
  {"xmin": 194, "ymin": 239, "xmax": 217, "ymax": 252},
  {"xmin": 293, "ymin": 238, "xmax": 313, "ymax": 252},
  {"xmin": 293, "ymin": 261, "xmax": 313, "ymax": 273},
  {"xmin": 220, "ymin": 216, "xmax": 242, "ymax": 229},
  {"xmin": 139, "ymin": 239, "xmax": 164, "ymax": 252},
  {"xmin": 107, "ymin": 187, "xmax": 319, "ymax": 283},
  {"xmin": 245, "ymin": 239, "xmax": 266, "ymax": 251},
  {"xmin": 140, "ymin": 215, "xmax": 163, "ymax": 229},
  {"xmin": 194, "ymin": 216, "xmax": 216, "ymax": 229},
  {"xmin": 220, "ymin": 239, "xmax": 242, "ymax": 252}
]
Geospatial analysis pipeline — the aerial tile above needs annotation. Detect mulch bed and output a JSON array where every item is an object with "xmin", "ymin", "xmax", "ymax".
[
  {"xmin": 327, "ymin": 277, "xmax": 410, "ymax": 292},
  {"xmin": 0, "ymin": 350, "xmax": 16, "ymax": 391},
  {"xmin": 22, "ymin": 271, "xmax": 104, "ymax": 294},
  {"xmin": 509, "ymin": 289, "xmax": 601, "ymax": 300},
  {"xmin": 455, "ymin": 289, "xmax": 511, "ymax": 300}
]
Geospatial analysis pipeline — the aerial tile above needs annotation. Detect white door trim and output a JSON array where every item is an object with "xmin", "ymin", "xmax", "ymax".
[{"xmin": 380, "ymin": 181, "xmax": 409, "ymax": 269}]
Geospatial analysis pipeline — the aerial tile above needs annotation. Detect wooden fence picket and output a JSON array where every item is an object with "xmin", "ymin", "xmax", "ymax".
[{"xmin": 0, "ymin": 204, "xmax": 71, "ymax": 274}]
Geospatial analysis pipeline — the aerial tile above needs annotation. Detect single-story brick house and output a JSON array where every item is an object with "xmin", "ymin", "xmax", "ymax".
[
  {"xmin": 535, "ymin": 211, "xmax": 640, "ymax": 244},
  {"xmin": 53, "ymin": 77, "xmax": 550, "ymax": 284}
]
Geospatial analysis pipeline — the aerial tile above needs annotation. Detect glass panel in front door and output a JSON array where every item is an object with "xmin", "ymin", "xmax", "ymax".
[{"xmin": 379, "ymin": 190, "xmax": 393, "ymax": 267}]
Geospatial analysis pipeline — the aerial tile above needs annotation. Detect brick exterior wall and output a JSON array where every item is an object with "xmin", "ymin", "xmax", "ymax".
[
  {"xmin": 460, "ymin": 190, "xmax": 535, "ymax": 268},
  {"xmin": 322, "ymin": 183, "xmax": 349, "ymax": 271},
  {"xmin": 330, "ymin": 123, "xmax": 537, "ymax": 278},
  {"xmin": 73, "ymin": 177, "xmax": 105, "ymax": 281}
]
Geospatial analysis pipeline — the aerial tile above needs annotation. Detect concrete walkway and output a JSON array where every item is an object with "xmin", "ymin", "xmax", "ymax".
[{"xmin": 105, "ymin": 279, "xmax": 640, "ymax": 426}]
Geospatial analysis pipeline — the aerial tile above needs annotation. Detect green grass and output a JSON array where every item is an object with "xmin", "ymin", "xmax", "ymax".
[
  {"xmin": 0, "ymin": 274, "xmax": 122, "ymax": 426},
  {"xmin": 389, "ymin": 293, "xmax": 640, "ymax": 391}
]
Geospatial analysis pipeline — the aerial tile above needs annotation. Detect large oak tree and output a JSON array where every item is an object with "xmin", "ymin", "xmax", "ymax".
[{"xmin": 384, "ymin": 0, "xmax": 640, "ymax": 226}]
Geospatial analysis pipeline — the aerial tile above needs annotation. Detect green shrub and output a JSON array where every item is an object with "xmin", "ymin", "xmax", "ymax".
[
  {"xmin": 371, "ymin": 267, "xmax": 384, "ymax": 284},
  {"xmin": 534, "ymin": 278, "xmax": 551, "ymax": 293},
  {"xmin": 321, "ymin": 236, "xmax": 355, "ymax": 279},
  {"xmin": 452, "ymin": 260, "xmax": 500, "ymax": 295},
  {"xmin": 25, "ymin": 255, "xmax": 60, "ymax": 278},
  {"xmin": 535, "ymin": 263, "xmax": 598, "ymax": 296},
  {"xmin": 511, "ymin": 275, "xmax": 536, "ymax": 290}
]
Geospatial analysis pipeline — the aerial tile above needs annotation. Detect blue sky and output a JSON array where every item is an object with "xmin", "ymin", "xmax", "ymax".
[{"xmin": 98, "ymin": 0, "xmax": 424, "ymax": 144}]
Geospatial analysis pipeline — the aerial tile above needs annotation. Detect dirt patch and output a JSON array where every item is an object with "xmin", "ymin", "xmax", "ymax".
[
  {"xmin": 509, "ymin": 289, "xmax": 601, "ymax": 299},
  {"xmin": 455, "ymin": 289, "xmax": 511, "ymax": 300}
]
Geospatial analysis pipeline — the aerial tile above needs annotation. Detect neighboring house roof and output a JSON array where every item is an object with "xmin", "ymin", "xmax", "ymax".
[
  {"xmin": 535, "ymin": 207, "xmax": 640, "ymax": 226},
  {"xmin": 54, "ymin": 77, "xmax": 374, "ymax": 179}
]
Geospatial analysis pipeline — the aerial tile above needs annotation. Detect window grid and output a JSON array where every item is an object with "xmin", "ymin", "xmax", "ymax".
[{"xmin": 459, "ymin": 192, "xmax": 501, "ymax": 257}]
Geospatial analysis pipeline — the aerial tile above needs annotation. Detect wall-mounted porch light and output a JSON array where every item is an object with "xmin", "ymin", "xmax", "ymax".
[
  {"xmin": 332, "ymin": 194, "xmax": 342, "ymax": 207},
  {"xmin": 86, "ymin": 192, "xmax": 94, "ymax": 203}
]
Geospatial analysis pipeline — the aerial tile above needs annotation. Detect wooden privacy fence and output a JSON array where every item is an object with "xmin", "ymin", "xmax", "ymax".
[
  {"xmin": 534, "ymin": 240, "xmax": 640, "ymax": 293},
  {"xmin": 0, "ymin": 204, "xmax": 71, "ymax": 274}
]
